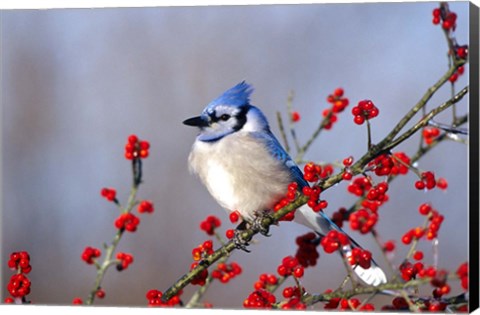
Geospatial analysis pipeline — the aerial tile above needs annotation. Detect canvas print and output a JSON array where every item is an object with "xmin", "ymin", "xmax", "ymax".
[{"xmin": 1, "ymin": 1, "xmax": 475, "ymax": 312}]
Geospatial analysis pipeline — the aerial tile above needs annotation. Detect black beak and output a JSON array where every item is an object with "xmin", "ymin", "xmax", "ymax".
[{"xmin": 183, "ymin": 116, "xmax": 209, "ymax": 127}]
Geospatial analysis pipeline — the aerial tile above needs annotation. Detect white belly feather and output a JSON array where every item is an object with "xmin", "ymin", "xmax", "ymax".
[{"xmin": 188, "ymin": 132, "xmax": 292, "ymax": 220}]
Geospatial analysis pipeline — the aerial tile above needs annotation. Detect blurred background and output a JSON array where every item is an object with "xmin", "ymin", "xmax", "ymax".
[{"xmin": 1, "ymin": 1, "xmax": 469, "ymax": 309}]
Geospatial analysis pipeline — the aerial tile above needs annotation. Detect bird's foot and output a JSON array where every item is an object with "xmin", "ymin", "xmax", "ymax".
[
  {"xmin": 233, "ymin": 229, "xmax": 251, "ymax": 252},
  {"xmin": 252, "ymin": 212, "xmax": 272, "ymax": 237}
]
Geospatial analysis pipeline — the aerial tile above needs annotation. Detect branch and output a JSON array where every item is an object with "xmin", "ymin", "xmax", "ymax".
[
  {"xmin": 301, "ymin": 272, "xmax": 460, "ymax": 307},
  {"xmin": 382, "ymin": 86, "xmax": 468, "ymax": 152}
]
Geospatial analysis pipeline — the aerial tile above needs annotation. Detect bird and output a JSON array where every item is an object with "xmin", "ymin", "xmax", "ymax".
[{"xmin": 183, "ymin": 81, "xmax": 387, "ymax": 286}]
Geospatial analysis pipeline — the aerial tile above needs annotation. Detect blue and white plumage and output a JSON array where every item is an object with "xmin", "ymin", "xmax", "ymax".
[{"xmin": 184, "ymin": 81, "xmax": 387, "ymax": 286}]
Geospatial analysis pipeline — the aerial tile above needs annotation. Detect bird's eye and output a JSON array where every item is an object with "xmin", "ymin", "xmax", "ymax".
[{"xmin": 220, "ymin": 114, "xmax": 231, "ymax": 121}]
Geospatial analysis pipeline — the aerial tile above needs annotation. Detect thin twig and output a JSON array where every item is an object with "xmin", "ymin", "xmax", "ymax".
[{"xmin": 276, "ymin": 111, "xmax": 290, "ymax": 153}]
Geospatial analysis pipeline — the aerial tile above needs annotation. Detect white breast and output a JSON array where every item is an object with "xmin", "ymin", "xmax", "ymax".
[{"xmin": 188, "ymin": 132, "xmax": 292, "ymax": 220}]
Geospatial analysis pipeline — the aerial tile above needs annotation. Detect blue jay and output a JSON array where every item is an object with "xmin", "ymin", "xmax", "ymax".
[{"xmin": 183, "ymin": 81, "xmax": 387, "ymax": 286}]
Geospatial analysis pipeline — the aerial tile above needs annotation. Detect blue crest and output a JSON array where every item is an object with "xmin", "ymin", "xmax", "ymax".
[{"xmin": 204, "ymin": 81, "xmax": 253, "ymax": 115}]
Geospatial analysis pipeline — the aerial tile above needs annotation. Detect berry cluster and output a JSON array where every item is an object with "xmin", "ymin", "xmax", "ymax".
[
  {"xmin": 426, "ymin": 210, "xmax": 444, "ymax": 240},
  {"xmin": 81, "ymin": 246, "xmax": 101, "ymax": 264},
  {"xmin": 399, "ymin": 260, "xmax": 425, "ymax": 281},
  {"xmin": 146, "ymin": 289, "xmax": 182, "ymax": 307},
  {"xmin": 295, "ymin": 232, "xmax": 320, "ymax": 267},
  {"xmin": 8, "ymin": 251, "xmax": 32, "ymax": 274},
  {"xmin": 368, "ymin": 154, "xmax": 395, "ymax": 176},
  {"xmin": 7, "ymin": 274, "xmax": 31, "ymax": 300},
  {"xmin": 456, "ymin": 262, "xmax": 468, "ymax": 291},
  {"xmin": 124, "ymin": 134, "xmax": 150, "ymax": 160},
  {"xmin": 322, "ymin": 87, "xmax": 349, "ymax": 130},
  {"xmin": 352, "ymin": 100, "xmax": 379, "ymax": 125},
  {"xmin": 243, "ymin": 289, "xmax": 276, "ymax": 309},
  {"xmin": 346, "ymin": 248, "xmax": 372, "ymax": 269},
  {"xmin": 321, "ymin": 109, "xmax": 338, "ymax": 130},
  {"xmin": 340, "ymin": 298, "xmax": 374, "ymax": 311},
  {"xmin": 382, "ymin": 297, "xmax": 409, "ymax": 311},
  {"xmin": 432, "ymin": 6, "xmax": 457, "ymax": 31},
  {"xmin": 116, "ymin": 252, "xmax": 134, "ymax": 271},
  {"xmin": 114, "ymin": 213, "xmax": 140, "ymax": 232},
  {"xmin": 253, "ymin": 273, "xmax": 278, "ymax": 290},
  {"xmin": 199, "ymin": 215, "xmax": 221, "ymax": 236},
  {"xmin": 414, "ymin": 171, "xmax": 436, "ymax": 190},
  {"xmin": 331, "ymin": 207, "xmax": 348, "ymax": 228},
  {"xmin": 430, "ymin": 270, "xmax": 451, "ymax": 298},
  {"xmin": 366, "ymin": 182, "xmax": 388, "ymax": 202},
  {"xmin": 277, "ymin": 256, "xmax": 305, "ymax": 278},
  {"xmin": 211, "ymin": 262, "xmax": 242, "ymax": 283},
  {"xmin": 422, "ymin": 127, "xmax": 440, "ymax": 145},
  {"xmin": 324, "ymin": 295, "xmax": 374, "ymax": 311},
  {"xmin": 401, "ymin": 226, "xmax": 426, "ymax": 245},
  {"xmin": 272, "ymin": 182, "xmax": 299, "ymax": 221},
  {"xmin": 320, "ymin": 230, "xmax": 350, "ymax": 253},
  {"xmin": 391, "ymin": 152, "xmax": 411, "ymax": 175},
  {"xmin": 455, "ymin": 45, "xmax": 468, "ymax": 59},
  {"xmin": 302, "ymin": 185, "xmax": 327, "ymax": 213},
  {"xmin": 101, "ymin": 187, "xmax": 117, "ymax": 202},
  {"xmin": 349, "ymin": 208, "xmax": 378, "ymax": 234},
  {"xmin": 347, "ymin": 176, "xmax": 372, "ymax": 197},
  {"xmin": 5, "ymin": 251, "xmax": 33, "ymax": 303},
  {"xmin": 190, "ymin": 262, "xmax": 209, "ymax": 286},
  {"xmin": 280, "ymin": 286, "xmax": 306, "ymax": 310},
  {"xmin": 137, "ymin": 200, "xmax": 154, "ymax": 213},
  {"xmin": 303, "ymin": 162, "xmax": 334, "ymax": 182},
  {"xmin": 383, "ymin": 296, "xmax": 448, "ymax": 312},
  {"xmin": 328, "ymin": 88, "xmax": 349, "ymax": 113},
  {"xmin": 192, "ymin": 240, "xmax": 214, "ymax": 261},
  {"xmin": 449, "ymin": 65, "xmax": 465, "ymax": 83}
]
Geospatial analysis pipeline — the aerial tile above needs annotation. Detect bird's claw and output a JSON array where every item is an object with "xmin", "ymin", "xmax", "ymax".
[
  {"xmin": 252, "ymin": 213, "xmax": 271, "ymax": 237},
  {"xmin": 234, "ymin": 230, "xmax": 251, "ymax": 252}
]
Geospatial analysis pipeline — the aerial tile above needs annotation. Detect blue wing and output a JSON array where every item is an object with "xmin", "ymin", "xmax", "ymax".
[{"xmin": 251, "ymin": 130, "xmax": 308, "ymax": 188}]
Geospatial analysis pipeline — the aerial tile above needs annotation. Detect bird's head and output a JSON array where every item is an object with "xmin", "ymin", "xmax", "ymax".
[{"xmin": 183, "ymin": 81, "xmax": 269, "ymax": 142}]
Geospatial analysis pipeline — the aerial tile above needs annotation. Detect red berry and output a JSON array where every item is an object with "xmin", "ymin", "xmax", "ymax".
[
  {"xmin": 413, "ymin": 251, "xmax": 424, "ymax": 261},
  {"xmin": 343, "ymin": 156, "xmax": 354, "ymax": 166},
  {"xmin": 128, "ymin": 134, "xmax": 138, "ymax": 144},
  {"xmin": 138, "ymin": 200, "xmax": 154, "ymax": 213},
  {"xmin": 342, "ymin": 171, "xmax": 353, "ymax": 180},
  {"xmin": 353, "ymin": 115, "xmax": 365, "ymax": 125},
  {"xmin": 293, "ymin": 266, "xmax": 304, "ymax": 278},
  {"xmin": 101, "ymin": 188, "xmax": 117, "ymax": 202},
  {"xmin": 72, "ymin": 297, "xmax": 83, "ymax": 305},
  {"xmin": 226, "ymin": 229, "xmax": 235, "ymax": 239},
  {"xmin": 415, "ymin": 181, "xmax": 425, "ymax": 190},
  {"xmin": 334, "ymin": 88, "xmax": 344, "ymax": 97},
  {"xmin": 96, "ymin": 289, "xmax": 106, "ymax": 299},
  {"xmin": 419, "ymin": 203, "xmax": 432, "ymax": 215},
  {"xmin": 291, "ymin": 111, "xmax": 301, "ymax": 122},
  {"xmin": 384, "ymin": 240, "xmax": 395, "ymax": 252},
  {"xmin": 437, "ymin": 178, "xmax": 448, "ymax": 190},
  {"xmin": 229, "ymin": 211, "xmax": 240, "ymax": 223},
  {"xmin": 139, "ymin": 141, "xmax": 150, "ymax": 150}
]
